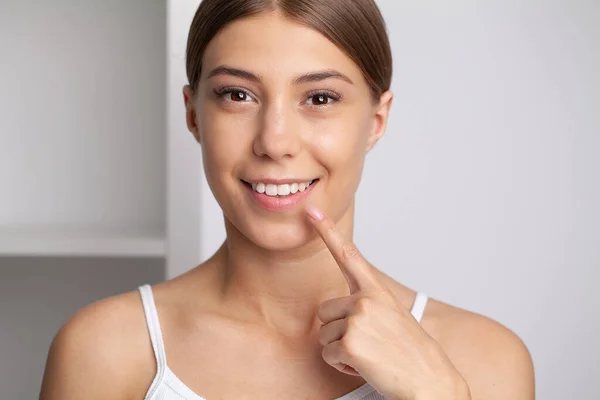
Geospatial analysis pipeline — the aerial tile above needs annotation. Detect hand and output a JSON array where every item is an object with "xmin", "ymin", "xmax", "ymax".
[{"xmin": 305, "ymin": 204, "xmax": 469, "ymax": 400}]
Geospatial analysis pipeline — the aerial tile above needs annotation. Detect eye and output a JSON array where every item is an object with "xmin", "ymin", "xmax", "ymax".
[
  {"xmin": 214, "ymin": 87, "xmax": 255, "ymax": 103},
  {"xmin": 305, "ymin": 91, "xmax": 341, "ymax": 107}
]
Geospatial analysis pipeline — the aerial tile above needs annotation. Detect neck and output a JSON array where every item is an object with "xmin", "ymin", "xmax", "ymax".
[{"xmin": 214, "ymin": 202, "xmax": 356, "ymax": 337}]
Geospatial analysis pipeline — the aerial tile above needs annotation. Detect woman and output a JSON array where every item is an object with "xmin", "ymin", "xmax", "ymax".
[{"xmin": 40, "ymin": 0, "xmax": 535, "ymax": 399}]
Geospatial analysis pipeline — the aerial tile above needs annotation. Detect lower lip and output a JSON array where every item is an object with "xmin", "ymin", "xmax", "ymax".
[{"xmin": 243, "ymin": 181, "xmax": 318, "ymax": 212}]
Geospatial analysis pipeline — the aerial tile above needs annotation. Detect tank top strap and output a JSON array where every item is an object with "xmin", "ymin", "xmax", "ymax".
[
  {"xmin": 138, "ymin": 284, "xmax": 168, "ymax": 383},
  {"xmin": 410, "ymin": 292, "xmax": 428, "ymax": 323}
]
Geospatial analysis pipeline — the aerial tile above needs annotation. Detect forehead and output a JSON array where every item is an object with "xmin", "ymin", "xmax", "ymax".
[{"xmin": 201, "ymin": 11, "xmax": 366, "ymax": 85}]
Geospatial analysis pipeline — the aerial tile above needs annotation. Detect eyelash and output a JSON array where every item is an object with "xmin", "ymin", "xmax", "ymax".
[{"xmin": 213, "ymin": 86, "xmax": 342, "ymax": 108}]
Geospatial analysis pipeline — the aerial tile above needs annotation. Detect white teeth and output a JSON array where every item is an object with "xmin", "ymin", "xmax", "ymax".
[
  {"xmin": 249, "ymin": 180, "xmax": 314, "ymax": 197},
  {"xmin": 277, "ymin": 184, "xmax": 291, "ymax": 196},
  {"xmin": 265, "ymin": 184, "xmax": 278, "ymax": 196}
]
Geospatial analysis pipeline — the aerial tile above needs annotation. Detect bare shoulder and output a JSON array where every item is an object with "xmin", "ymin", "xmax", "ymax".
[
  {"xmin": 424, "ymin": 298, "xmax": 535, "ymax": 400},
  {"xmin": 39, "ymin": 288, "xmax": 155, "ymax": 400}
]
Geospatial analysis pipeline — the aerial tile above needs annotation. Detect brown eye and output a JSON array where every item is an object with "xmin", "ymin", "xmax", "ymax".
[
  {"xmin": 311, "ymin": 94, "xmax": 329, "ymax": 106},
  {"xmin": 213, "ymin": 87, "xmax": 255, "ymax": 103},
  {"xmin": 230, "ymin": 90, "xmax": 247, "ymax": 102},
  {"xmin": 305, "ymin": 91, "xmax": 340, "ymax": 107}
]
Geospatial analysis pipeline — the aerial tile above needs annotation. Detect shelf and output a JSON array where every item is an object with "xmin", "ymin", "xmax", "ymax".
[{"xmin": 0, "ymin": 229, "xmax": 166, "ymax": 258}]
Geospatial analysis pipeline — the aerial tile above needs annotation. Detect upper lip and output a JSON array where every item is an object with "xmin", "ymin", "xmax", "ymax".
[{"xmin": 242, "ymin": 178, "xmax": 317, "ymax": 185}]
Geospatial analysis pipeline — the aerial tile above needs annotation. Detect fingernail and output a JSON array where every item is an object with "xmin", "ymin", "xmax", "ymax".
[{"xmin": 306, "ymin": 204, "xmax": 324, "ymax": 221}]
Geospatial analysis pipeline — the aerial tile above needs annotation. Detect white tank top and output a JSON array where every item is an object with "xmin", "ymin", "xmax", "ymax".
[{"xmin": 138, "ymin": 284, "xmax": 429, "ymax": 400}]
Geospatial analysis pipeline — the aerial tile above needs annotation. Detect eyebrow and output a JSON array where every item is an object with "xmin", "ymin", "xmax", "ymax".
[{"xmin": 206, "ymin": 65, "xmax": 354, "ymax": 85}]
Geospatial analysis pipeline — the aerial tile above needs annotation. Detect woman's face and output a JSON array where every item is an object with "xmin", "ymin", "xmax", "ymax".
[{"xmin": 184, "ymin": 12, "xmax": 392, "ymax": 251}]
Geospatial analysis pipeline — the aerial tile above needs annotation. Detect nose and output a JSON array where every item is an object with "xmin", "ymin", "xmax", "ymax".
[{"xmin": 252, "ymin": 99, "xmax": 302, "ymax": 160}]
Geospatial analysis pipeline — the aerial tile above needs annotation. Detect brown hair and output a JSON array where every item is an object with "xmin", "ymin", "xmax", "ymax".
[{"xmin": 185, "ymin": 0, "xmax": 392, "ymax": 101}]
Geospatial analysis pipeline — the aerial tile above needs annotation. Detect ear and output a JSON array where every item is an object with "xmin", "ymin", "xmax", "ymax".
[
  {"xmin": 365, "ymin": 90, "xmax": 393, "ymax": 153},
  {"xmin": 183, "ymin": 85, "xmax": 201, "ymax": 143}
]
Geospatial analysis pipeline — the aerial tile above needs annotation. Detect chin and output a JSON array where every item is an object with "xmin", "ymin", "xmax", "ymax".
[{"xmin": 242, "ymin": 217, "xmax": 317, "ymax": 252}]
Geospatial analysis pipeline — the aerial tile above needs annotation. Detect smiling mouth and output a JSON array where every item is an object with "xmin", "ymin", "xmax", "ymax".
[{"xmin": 241, "ymin": 179, "xmax": 319, "ymax": 197}]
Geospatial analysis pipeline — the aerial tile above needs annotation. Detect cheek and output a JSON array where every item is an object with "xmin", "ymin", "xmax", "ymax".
[
  {"xmin": 199, "ymin": 107, "xmax": 253, "ymax": 179},
  {"xmin": 309, "ymin": 117, "xmax": 369, "ymax": 181}
]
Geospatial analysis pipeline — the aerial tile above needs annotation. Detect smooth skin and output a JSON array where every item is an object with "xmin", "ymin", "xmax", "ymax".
[{"xmin": 39, "ymin": 11, "xmax": 535, "ymax": 400}]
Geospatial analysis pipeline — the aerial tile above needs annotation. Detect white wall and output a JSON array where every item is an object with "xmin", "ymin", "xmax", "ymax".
[
  {"xmin": 172, "ymin": 1, "xmax": 600, "ymax": 398},
  {"xmin": 166, "ymin": 0, "xmax": 203, "ymax": 281},
  {"xmin": 0, "ymin": 1, "xmax": 167, "ymax": 398},
  {"xmin": 0, "ymin": 0, "xmax": 166, "ymax": 236}
]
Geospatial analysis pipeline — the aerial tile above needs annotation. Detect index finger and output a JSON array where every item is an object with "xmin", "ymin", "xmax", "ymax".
[{"xmin": 305, "ymin": 204, "xmax": 379, "ymax": 293}]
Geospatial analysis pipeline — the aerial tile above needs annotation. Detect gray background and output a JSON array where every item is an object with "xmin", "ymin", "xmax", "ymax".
[
  {"xmin": 0, "ymin": 258, "xmax": 164, "ymax": 399},
  {"xmin": 367, "ymin": 3, "xmax": 600, "ymax": 398},
  {"xmin": 0, "ymin": 0, "xmax": 598, "ymax": 399}
]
